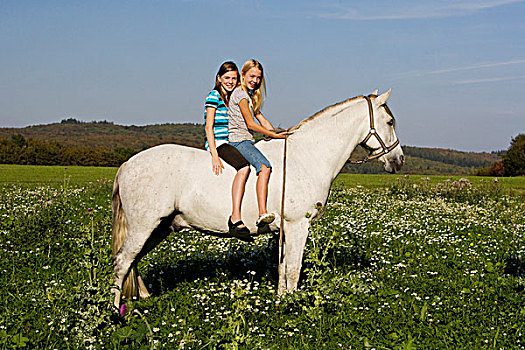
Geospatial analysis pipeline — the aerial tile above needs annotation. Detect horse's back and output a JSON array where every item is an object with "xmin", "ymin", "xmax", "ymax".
[{"xmin": 117, "ymin": 143, "xmax": 236, "ymax": 231}]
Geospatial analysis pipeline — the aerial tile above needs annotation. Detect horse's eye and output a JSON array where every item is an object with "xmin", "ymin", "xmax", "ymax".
[{"xmin": 387, "ymin": 120, "xmax": 394, "ymax": 126}]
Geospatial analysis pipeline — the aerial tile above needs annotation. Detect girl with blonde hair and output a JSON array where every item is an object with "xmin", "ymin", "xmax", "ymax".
[{"xmin": 228, "ymin": 59, "xmax": 287, "ymax": 226}]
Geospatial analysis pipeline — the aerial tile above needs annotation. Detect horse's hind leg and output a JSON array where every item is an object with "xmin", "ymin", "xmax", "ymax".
[
  {"xmin": 136, "ymin": 211, "xmax": 178, "ymax": 262},
  {"xmin": 113, "ymin": 229, "xmax": 153, "ymax": 302},
  {"xmin": 111, "ymin": 169, "xmax": 154, "ymax": 308},
  {"xmin": 113, "ymin": 212, "xmax": 178, "ymax": 309}
]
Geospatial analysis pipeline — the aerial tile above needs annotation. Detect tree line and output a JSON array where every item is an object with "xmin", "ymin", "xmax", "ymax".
[
  {"xmin": 0, "ymin": 134, "xmax": 136, "ymax": 167},
  {"xmin": 0, "ymin": 120, "xmax": 205, "ymax": 150},
  {"xmin": 402, "ymin": 146, "xmax": 499, "ymax": 168},
  {"xmin": 476, "ymin": 134, "xmax": 525, "ymax": 177},
  {"xmin": 1, "ymin": 120, "xmax": 523, "ymax": 176}
]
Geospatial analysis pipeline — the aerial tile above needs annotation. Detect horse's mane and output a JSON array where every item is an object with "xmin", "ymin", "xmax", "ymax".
[{"xmin": 289, "ymin": 95, "xmax": 364, "ymax": 132}]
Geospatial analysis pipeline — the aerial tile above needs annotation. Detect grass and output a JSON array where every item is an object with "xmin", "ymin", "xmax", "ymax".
[
  {"xmin": 1, "ymin": 164, "xmax": 524, "ymax": 193},
  {"xmin": 0, "ymin": 164, "xmax": 117, "ymax": 186},
  {"xmin": 334, "ymin": 173, "xmax": 525, "ymax": 193},
  {"xmin": 1, "ymin": 165, "xmax": 524, "ymax": 348}
]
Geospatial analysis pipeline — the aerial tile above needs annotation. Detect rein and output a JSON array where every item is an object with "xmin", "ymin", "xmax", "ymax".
[
  {"xmin": 349, "ymin": 95, "xmax": 399, "ymax": 164},
  {"xmin": 279, "ymin": 132, "xmax": 288, "ymax": 263}
]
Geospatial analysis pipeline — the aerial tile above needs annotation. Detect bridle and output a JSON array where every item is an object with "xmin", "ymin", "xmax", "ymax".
[
  {"xmin": 279, "ymin": 94, "xmax": 399, "ymax": 262},
  {"xmin": 350, "ymin": 94, "xmax": 400, "ymax": 164}
]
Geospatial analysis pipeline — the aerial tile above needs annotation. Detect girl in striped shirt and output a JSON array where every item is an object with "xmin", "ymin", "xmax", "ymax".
[{"xmin": 204, "ymin": 61, "xmax": 252, "ymax": 242}]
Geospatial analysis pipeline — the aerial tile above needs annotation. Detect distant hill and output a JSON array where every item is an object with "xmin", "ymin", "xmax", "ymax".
[
  {"xmin": 345, "ymin": 145, "xmax": 500, "ymax": 175},
  {"xmin": 403, "ymin": 146, "xmax": 500, "ymax": 168},
  {"xmin": 0, "ymin": 119, "xmax": 501, "ymax": 174},
  {"xmin": 0, "ymin": 120, "xmax": 204, "ymax": 150}
]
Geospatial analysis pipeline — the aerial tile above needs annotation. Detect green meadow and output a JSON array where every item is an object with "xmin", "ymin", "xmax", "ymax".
[
  {"xmin": 0, "ymin": 164, "xmax": 117, "ymax": 186},
  {"xmin": 1, "ymin": 164, "xmax": 524, "ymax": 349},
  {"xmin": 1, "ymin": 164, "xmax": 524, "ymax": 192},
  {"xmin": 333, "ymin": 172, "xmax": 525, "ymax": 193}
]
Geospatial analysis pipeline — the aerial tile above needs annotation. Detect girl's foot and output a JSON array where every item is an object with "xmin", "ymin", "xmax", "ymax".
[
  {"xmin": 256, "ymin": 213, "xmax": 275, "ymax": 226},
  {"xmin": 228, "ymin": 217, "xmax": 253, "ymax": 242},
  {"xmin": 231, "ymin": 216, "xmax": 246, "ymax": 229}
]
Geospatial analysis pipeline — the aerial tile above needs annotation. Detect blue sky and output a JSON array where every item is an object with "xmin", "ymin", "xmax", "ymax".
[{"xmin": 1, "ymin": 0, "xmax": 524, "ymax": 152}]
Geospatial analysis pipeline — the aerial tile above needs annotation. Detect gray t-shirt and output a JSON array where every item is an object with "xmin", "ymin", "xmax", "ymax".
[{"xmin": 228, "ymin": 88, "xmax": 255, "ymax": 143}]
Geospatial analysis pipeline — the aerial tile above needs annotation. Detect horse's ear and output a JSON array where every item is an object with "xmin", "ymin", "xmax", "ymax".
[
  {"xmin": 372, "ymin": 89, "xmax": 378, "ymax": 96},
  {"xmin": 376, "ymin": 89, "xmax": 392, "ymax": 105}
]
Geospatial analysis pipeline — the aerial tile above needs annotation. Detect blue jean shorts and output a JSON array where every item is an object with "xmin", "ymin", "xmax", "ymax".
[{"xmin": 230, "ymin": 140, "xmax": 271, "ymax": 175}]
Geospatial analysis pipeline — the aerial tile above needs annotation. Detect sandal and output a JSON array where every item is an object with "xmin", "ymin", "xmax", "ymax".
[
  {"xmin": 228, "ymin": 217, "xmax": 254, "ymax": 243},
  {"xmin": 256, "ymin": 212, "xmax": 275, "ymax": 227}
]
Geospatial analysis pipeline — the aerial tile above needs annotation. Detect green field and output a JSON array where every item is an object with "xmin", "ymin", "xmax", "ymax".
[
  {"xmin": 1, "ymin": 164, "xmax": 524, "ymax": 193},
  {"xmin": 334, "ymin": 173, "xmax": 525, "ymax": 193},
  {"xmin": 1, "ymin": 164, "xmax": 524, "ymax": 348},
  {"xmin": 0, "ymin": 164, "xmax": 118, "ymax": 185}
]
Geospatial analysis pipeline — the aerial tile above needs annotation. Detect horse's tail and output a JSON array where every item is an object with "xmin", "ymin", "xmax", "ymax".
[{"xmin": 112, "ymin": 162, "xmax": 150, "ymax": 300}]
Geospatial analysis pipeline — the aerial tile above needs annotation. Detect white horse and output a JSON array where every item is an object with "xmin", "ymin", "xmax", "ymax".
[{"xmin": 111, "ymin": 90, "xmax": 404, "ymax": 309}]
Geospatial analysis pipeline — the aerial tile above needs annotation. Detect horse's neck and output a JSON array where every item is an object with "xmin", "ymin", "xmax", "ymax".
[{"xmin": 289, "ymin": 98, "xmax": 368, "ymax": 181}]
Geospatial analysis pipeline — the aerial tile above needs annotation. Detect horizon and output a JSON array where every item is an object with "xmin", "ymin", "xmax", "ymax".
[
  {"xmin": 1, "ymin": 0, "xmax": 524, "ymax": 153},
  {"xmin": 0, "ymin": 117, "xmax": 508, "ymax": 154}
]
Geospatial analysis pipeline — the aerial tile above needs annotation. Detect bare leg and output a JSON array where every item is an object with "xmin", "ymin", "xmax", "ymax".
[
  {"xmin": 256, "ymin": 165, "xmax": 271, "ymax": 216},
  {"xmin": 230, "ymin": 166, "xmax": 250, "ymax": 226}
]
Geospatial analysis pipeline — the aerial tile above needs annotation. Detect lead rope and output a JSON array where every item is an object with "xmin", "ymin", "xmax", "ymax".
[{"xmin": 279, "ymin": 132, "xmax": 289, "ymax": 264}]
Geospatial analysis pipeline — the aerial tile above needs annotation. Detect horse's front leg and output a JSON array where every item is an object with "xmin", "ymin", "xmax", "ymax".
[
  {"xmin": 281, "ymin": 219, "xmax": 310, "ymax": 292},
  {"xmin": 278, "ymin": 242, "xmax": 286, "ymax": 295}
]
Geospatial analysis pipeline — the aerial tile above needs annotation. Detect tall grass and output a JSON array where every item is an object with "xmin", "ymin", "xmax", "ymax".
[{"xmin": 0, "ymin": 168, "xmax": 524, "ymax": 348}]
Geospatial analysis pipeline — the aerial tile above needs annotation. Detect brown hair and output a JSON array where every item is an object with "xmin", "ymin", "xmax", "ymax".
[
  {"xmin": 240, "ymin": 59, "xmax": 266, "ymax": 114},
  {"xmin": 213, "ymin": 61, "xmax": 239, "ymax": 107}
]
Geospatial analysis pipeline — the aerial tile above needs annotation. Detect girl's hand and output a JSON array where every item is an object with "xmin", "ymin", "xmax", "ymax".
[
  {"xmin": 271, "ymin": 130, "xmax": 290, "ymax": 139},
  {"xmin": 212, "ymin": 155, "xmax": 224, "ymax": 175}
]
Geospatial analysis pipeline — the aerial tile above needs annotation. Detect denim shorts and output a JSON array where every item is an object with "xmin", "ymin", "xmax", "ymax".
[{"xmin": 230, "ymin": 140, "xmax": 271, "ymax": 175}]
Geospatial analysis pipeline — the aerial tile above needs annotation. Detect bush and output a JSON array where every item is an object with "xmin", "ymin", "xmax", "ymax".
[
  {"xmin": 503, "ymin": 134, "xmax": 525, "ymax": 176},
  {"xmin": 476, "ymin": 160, "xmax": 504, "ymax": 176}
]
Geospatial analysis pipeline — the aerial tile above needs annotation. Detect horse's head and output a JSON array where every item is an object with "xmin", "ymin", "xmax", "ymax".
[{"xmin": 360, "ymin": 89, "xmax": 404, "ymax": 173}]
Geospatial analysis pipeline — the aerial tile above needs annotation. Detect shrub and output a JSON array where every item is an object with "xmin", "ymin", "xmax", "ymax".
[{"xmin": 503, "ymin": 134, "xmax": 525, "ymax": 176}]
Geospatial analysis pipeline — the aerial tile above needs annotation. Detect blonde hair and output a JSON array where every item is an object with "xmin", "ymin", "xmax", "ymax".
[{"xmin": 240, "ymin": 59, "xmax": 266, "ymax": 114}]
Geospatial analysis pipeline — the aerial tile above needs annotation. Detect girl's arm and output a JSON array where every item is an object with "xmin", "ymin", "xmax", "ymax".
[
  {"xmin": 204, "ymin": 107, "xmax": 225, "ymax": 175},
  {"xmin": 254, "ymin": 112, "xmax": 275, "ymax": 131},
  {"xmin": 239, "ymin": 99, "xmax": 286, "ymax": 139}
]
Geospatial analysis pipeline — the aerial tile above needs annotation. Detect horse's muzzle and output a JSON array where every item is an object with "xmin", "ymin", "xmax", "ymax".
[{"xmin": 385, "ymin": 153, "xmax": 404, "ymax": 173}]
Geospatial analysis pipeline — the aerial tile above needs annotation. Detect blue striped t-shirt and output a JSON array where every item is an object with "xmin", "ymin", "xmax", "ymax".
[{"xmin": 204, "ymin": 90, "xmax": 229, "ymax": 150}]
